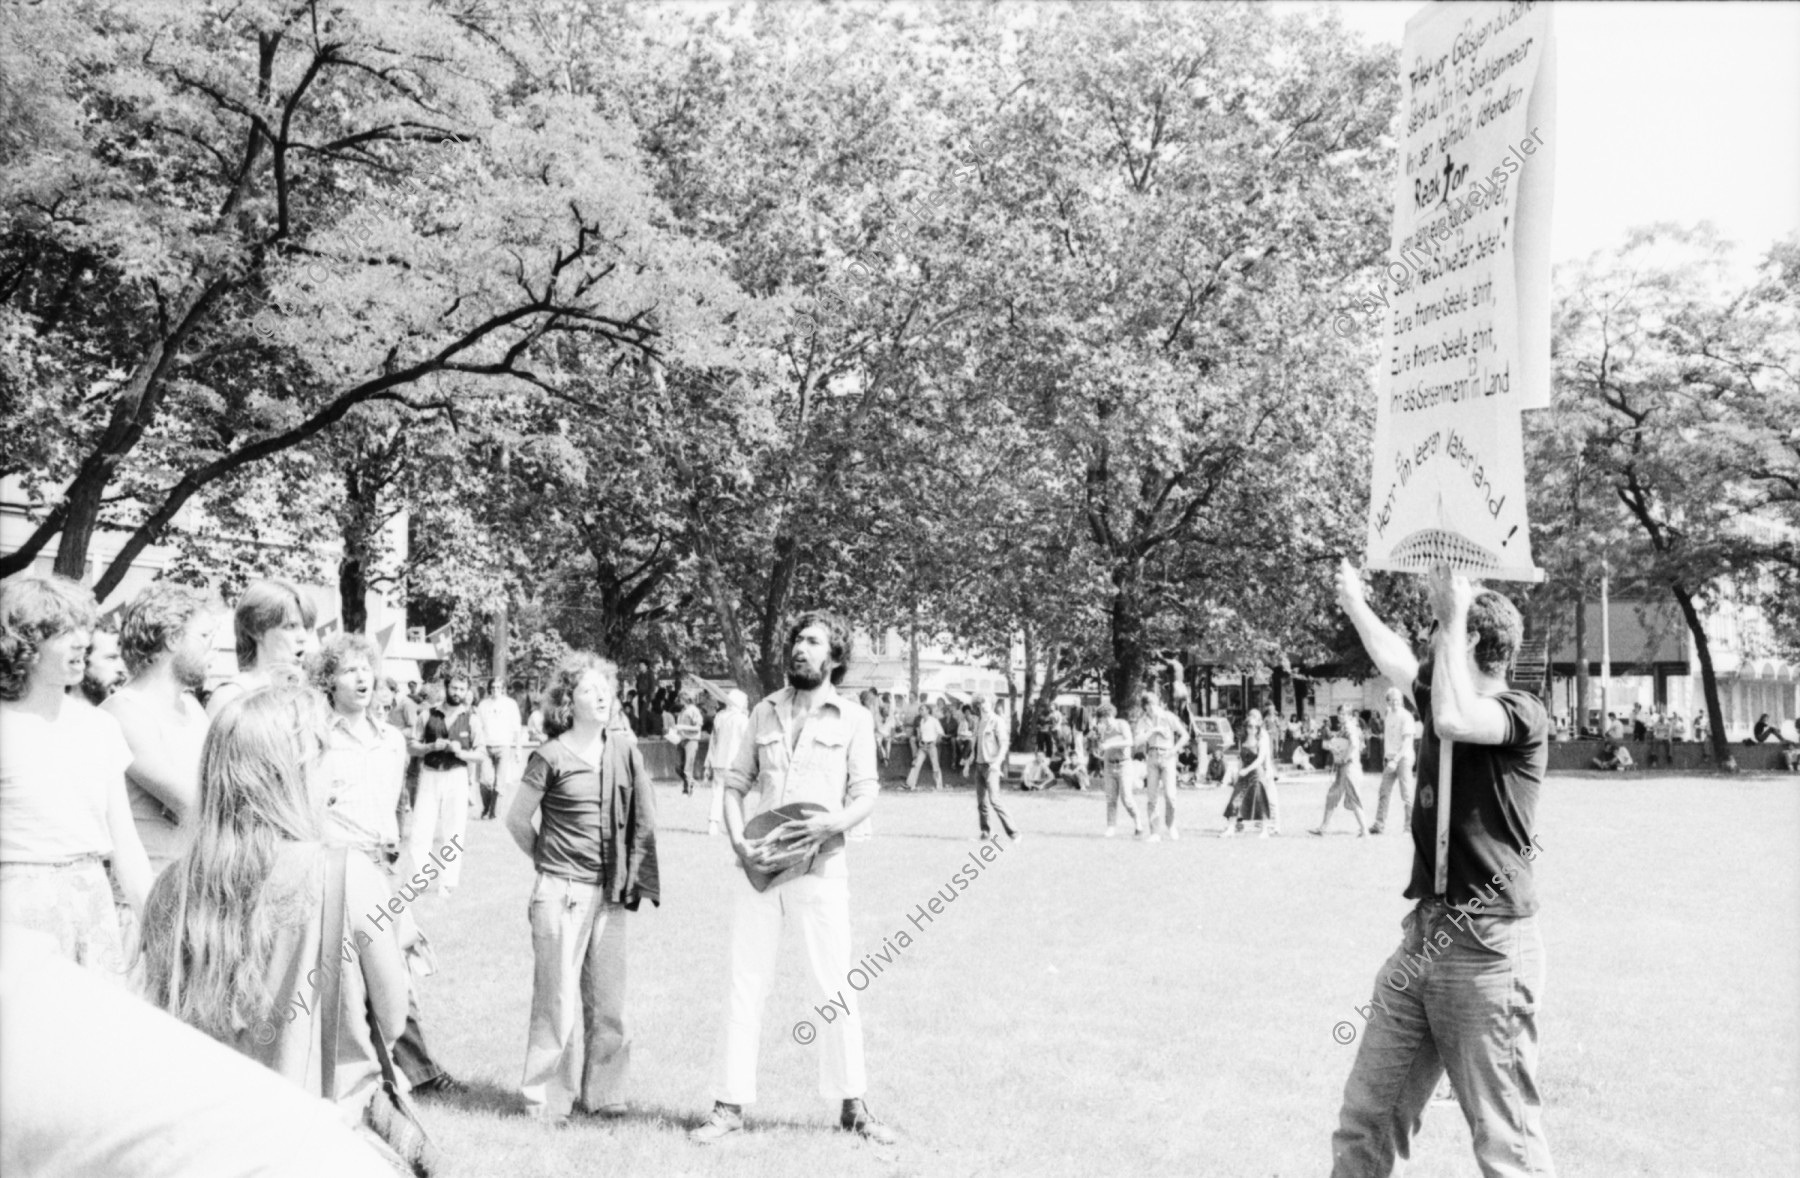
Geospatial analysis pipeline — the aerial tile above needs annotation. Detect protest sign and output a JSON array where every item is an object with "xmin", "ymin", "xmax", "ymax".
[{"xmin": 1365, "ymin": 1, "xmax": 1556, "ymax": 582}]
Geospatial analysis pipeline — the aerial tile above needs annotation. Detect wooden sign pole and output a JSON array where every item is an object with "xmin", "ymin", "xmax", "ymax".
[{"xmin": 1434, "ymin": 739, "xmax": 1453, "ymax": 895}]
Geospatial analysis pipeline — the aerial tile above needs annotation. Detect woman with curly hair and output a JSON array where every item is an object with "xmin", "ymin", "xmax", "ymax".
[
  {"xmin": 138, "ymin": 686, "xmax": 408, "ymax": 1119},
  {"xmin": 0, "ymin": 574, "xmax": 152, "ymax": 979},
  {"xmin": 505, "ymin": 652, "xmax": 659, "ymax": 1124}
]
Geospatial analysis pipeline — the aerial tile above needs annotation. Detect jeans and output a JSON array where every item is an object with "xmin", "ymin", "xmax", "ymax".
[
  {"xmin": 1331, "ymin": 900, "xmax": 1554, "ymax": 1177},
  {"xmin": 1144, "ymin": 751, "xmax": 1178, "ymax": 834},
  {"xmin": 522, "ymin": 872, "xmax": 630, "ymax": 1117},
  {"xmin": 1374, "ymin": 751, "xmax": 1414, "ymax": 830},
  {"xmin": 1101, "ymin": 762, "xmax": 1142, "ymax": 830},
  {"xmin": 906, "ymin": 743, "xmax": 943, "ymax": 789},
  {"xmin": 972, "ymin": 761, "xmax": 1015, "ymax": 838}
]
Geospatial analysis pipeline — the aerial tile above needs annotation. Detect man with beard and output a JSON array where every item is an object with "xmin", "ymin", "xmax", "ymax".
[
  {"xmin": 78, "ymin": 621, "xmax": 128, "ymax": 707},
  {"xmin": 690, "ymin": 611, "xmax": 895, "ymax": 1147},
  {"xmin": 102, "ymin": 583, "xmax": 220, "ymax": 873},
  {"xmin": 406, "ymin": 670, "xmax": 483, "ymax": 899}
]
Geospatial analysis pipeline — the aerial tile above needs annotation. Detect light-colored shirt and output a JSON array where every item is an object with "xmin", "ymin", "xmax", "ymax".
[
  {"xmin": 1383, "ymin": 707, "xmax": 1417, "ymax": 762},
  {"xmin": 725, "ymin": 684, "xmax": 878, "ymax": 879},
  {"xmin": 475, "ymin": 695, "xmax": 522, "ymax": 749},
  {"xmin": 708, "ymin": 707, "xmax": 750, "ymax": 772},
  {"xmin": 0, "ymin": 700, "xmax": 130, "ymax": 863},
  {"xmin": 321, "ymin": 713, "xmax": 408, "ymax": 849},
  {"xmin": 1135, "ymin": 708, "xmax": 1188, "ymax": 756},
  {"xmin": 917, "ymin": 713, "xmax": 944, "ymax": 744}
]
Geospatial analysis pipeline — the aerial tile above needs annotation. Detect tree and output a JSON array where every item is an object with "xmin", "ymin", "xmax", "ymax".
[
  {"xmin": 0, "ymin": 0, "xmax": 744, "ymax": 597},
  {"xmin": 1544, "ymin": 224, "xmax": 1800, "ymax": 765},
  {"xmin": 937, "ymin": 4, "xmax": 1396, "ymax": 705}
]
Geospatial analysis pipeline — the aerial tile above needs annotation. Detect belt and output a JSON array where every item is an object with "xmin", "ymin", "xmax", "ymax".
[{"xmin": 1, "ymin": 852, "xmax": 107, "ymax": 871}]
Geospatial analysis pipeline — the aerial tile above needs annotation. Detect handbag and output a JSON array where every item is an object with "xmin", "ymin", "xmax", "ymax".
[{"xmin": 320, "ymin": 848, "xmax": 441, "ymax": 1177}]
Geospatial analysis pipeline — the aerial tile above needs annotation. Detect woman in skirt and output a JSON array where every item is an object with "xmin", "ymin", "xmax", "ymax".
[{"xmin": 1220, "ymin": 709, "xmax": 1277, "ymax": 838}]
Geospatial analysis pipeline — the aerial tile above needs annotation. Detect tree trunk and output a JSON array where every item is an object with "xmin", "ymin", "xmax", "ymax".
[
  {"xmin": 754, "ymin": 534, "xmax": 800, "ymax": 694},
  {"xmin": 1108, "ymin": 561, "xmax": 1148, "ymax": 709},
  {"xmin": 1573, "ymin": 577, "xmax": 1588, "ymax": 735},
  {"xmin": 51, "ymin": 465, "xmax": 112, "ymax": 582},
  {"xmin": 338, "ymin": 555, "xmax": 369, "ymax": 633},
  {"xmin": 1020, "ymin": 621, "xmax": 1039, "ymax": 753},
  {"xmin": 1669, "ymin": 581, "xmax": 1734, "ymax": 770}
]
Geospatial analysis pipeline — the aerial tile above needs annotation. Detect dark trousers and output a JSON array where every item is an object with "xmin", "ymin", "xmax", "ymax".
[
  {"xmin": 973, "ymin": 761, "xmax": 1016, "ymax": 838},
  {"xmin": 368, "ymin": 846, "xmax": 449, "ymax": 1087},
  {"xmin": 394, "ymin": 993, "xmax": 447, "ymax": 1087}
]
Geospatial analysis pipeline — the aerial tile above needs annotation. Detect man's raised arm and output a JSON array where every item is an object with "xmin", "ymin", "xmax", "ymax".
[{"xmin": 1336, "ymin": 558, "xmax": 1420, "ymax": 691}]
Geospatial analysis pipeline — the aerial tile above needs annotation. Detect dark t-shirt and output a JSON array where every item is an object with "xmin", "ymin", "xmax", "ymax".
[
  {"xmin": 521, "ymin": 738, "xmax": 609, "ymax": 885},
  {"xmin": 420, "ymin": 708, "xmax": 474, "ymax": 771},
  {"xmin": 1405, "ymin": 665, "xmax": 1548, "ymax": 917}
]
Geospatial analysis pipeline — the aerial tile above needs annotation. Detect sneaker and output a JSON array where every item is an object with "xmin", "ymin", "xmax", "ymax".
[
  {"xmin": 1145, "ymin": 832, "xmax": 1162, "ymax": 843},
  {"xmin": 690, "ymin": 1103, "xmax": 744, "ymax": 1144},
  {"xmin": 1104, "ymin": 826, "xmax": 1117, "ymax": 838},
  {"xmin": 1369, "ymin": 823, "xmax": 1384, "ymax": 835},
  {"xmin": 840, "ymin": 1099, "xmax": 897, "ymax": 1145},
  {"xmin": 708, "ymin": 822, "xmax": 721, "ymax": 837},
  {"xmin": 1167, "ymin": 827, "xmax": 1179, "ymax": 841},
  {"xmin": 1008, "ymin": 831, "xmax": 1023, "ymax": 844},
  {"xmin": 1219, "ymin": 825, "xmax": 1238, "ymax": 838},
  {"xmin": 1257, "ymin": 826, "xmax": 1270, "ymax": 839},
  {"xmin": 1307, "ymin": 828, "xmax": 1325, "ymax": 837}
]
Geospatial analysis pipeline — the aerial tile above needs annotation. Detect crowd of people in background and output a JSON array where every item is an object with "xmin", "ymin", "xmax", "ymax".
[{"xmin": 4, "ymin": 565, "xmax": 1798, "ymax": 1170}]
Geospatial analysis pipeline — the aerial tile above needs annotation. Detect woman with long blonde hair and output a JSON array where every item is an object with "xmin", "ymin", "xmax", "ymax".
[{"xmin": 138, "ymin": 686, "xmax": 408, "ymax": 1120}]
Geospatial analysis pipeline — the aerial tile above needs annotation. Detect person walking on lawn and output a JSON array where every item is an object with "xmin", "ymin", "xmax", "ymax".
[
  {"xmin": 1370, "ymin": 688, "xmax": 1417, "ymax": 835},
  {"xmin": 964, "ymin": 694, "xmax": 1019, "ymax": 842},
  {"xmin": 1327, "ymin": 559, "xmax": 1555, "ymax": 1175}
]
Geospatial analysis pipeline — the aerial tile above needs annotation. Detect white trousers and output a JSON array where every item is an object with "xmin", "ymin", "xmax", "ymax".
[
  {"xmin": 712, "ymin": 872, "xmax": 866, "ymax": 1106},
  {"xmin": 407, "ymin": 766, "xmax": 469, "ymax": 891}
]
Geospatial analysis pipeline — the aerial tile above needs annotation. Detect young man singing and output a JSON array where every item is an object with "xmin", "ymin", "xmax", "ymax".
[{"xmin": 1328, "ymin": 559, "xmax": 1554, "ymax": 1177}]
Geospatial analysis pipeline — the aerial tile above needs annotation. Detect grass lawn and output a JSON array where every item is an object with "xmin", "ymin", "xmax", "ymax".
[{"xmin": 402, "ymin": 769, "xmax": 1800, "ymax": 1176}]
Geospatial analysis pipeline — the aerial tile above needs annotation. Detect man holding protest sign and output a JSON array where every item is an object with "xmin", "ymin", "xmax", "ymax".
[{"xmin": 1328, "ymin": 558, "xmax": 1552, "ymax": 1176}]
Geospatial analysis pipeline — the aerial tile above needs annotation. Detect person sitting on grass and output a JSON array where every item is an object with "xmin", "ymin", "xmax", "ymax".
[
  {"xmin": 1022, "ymin": 751, "xmax": 1056, "ymax": 792},
  {"xmin": 1590, "ymin": 739, "xmax": 1634, "ymax": 771}
]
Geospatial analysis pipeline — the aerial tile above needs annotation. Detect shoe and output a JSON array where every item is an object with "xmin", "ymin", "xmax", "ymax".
[
  {"xmin": 1257, "ymin": 826, "xmax": 1270, "ymax": 839},
  {"xmin": 840, "ymin": 1099, "xmax": 897, "ymax": 1145},
  {"xmin": 579, "ymin": 1102, "xmax": 629, "ymax": 1119},
  {"xmin": 690, "ymin": 1102, "xmax": 744, "ymax": 1144},
  {"xmin": 1308, "ymin": 828, "xmax": 1325, "ymax": 837},
  {"xmin": 412, "ymin": 1074, "xmax": 466, "ymax": 1100},
  {"xmin": 1369, "ymin": 823, "xmax": 1384, "ymax": 835},
  {"xmin": 1009, "ymin": 831, "xmax": 1022, "ymax": 843},
  {"xmin": 1104, "ymin": 826, "xmax": 1117, "ymax": 838},
  {"xmin": 1219, "ymin": 825, "xmax": 1238, "ymax": 838},
  {"xmin": 1145, "ymin": 833, "xmax": 1162, "ymax": 843},
  {"xmin": 1167, "ymin": 827, "xmax": 1179, "ymax": 841},
  {"xmin": 708, "ymin": 822, "xmax": 721, "ymax": 837}
]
